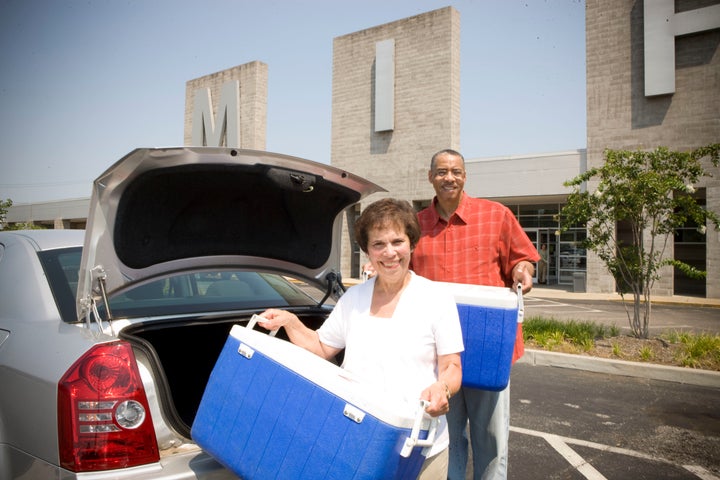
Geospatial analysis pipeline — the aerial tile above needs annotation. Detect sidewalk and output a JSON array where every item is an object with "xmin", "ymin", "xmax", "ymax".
[
  {"xmin": 520, "ymin": 284, "xmax": 720, "ymax": 389},
  {"xmin": 526, "ymin": 283, "xmax": 720, "ymax": 309}
]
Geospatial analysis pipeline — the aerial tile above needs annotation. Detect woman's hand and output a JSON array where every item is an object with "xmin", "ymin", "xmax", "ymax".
[
  {"xmin": 256, "ymin": 308, "xmax": 298, "ymax": 332},
  {"xmin": 421, "ymin": 381, "xmax": 451, "ymax": 417},
  {"xmin": 421, "ymin": 352, "xmax": 462, "ymax": 417},
  {"xmin": 257, "ymin": 308, "xmax": 342, "ymax": 361}
]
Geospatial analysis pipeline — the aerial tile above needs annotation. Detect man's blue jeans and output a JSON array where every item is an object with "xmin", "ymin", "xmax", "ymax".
[{"xmin": 446, "ymin": 385, "xmax": 510, "ymax": 480}]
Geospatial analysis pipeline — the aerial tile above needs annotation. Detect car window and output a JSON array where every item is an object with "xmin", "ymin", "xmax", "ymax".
[
  {"xmin": 38, "ymin": 247, "xmax": 334, "ymax": 322},
  {"xmin": 105, "ymin": 271, "xmax": 332, "ymax": 318},
  {"xmin": 104, "ymin": 271, "xmax": 334, "ymax": 319},
  {"xmin": 38, "ymin": 247, "xmax": 82, "ymax": 324}
]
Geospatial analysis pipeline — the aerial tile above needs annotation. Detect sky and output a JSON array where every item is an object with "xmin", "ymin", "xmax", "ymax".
[{"xmin": 0, "ymin": 0, "xmax": 586, "ymax": 204}]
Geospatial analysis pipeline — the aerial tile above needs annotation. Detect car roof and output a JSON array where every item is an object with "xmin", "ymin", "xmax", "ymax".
[{"xmin": 0, "ymin": 229, "xmax": 84, "ymax": 251}]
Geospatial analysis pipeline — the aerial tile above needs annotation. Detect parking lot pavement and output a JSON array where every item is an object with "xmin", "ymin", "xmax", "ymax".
[
  {"xmin": 509, "ymin": 428, "xmax": 715, "ymax": 480},
  {"xmin": 508, "ymin": 363, "xmax": 720, "ymax": 480},
  {"xmin": 493, "ymin": 286, "xmax": 720, "ymax": 478}
]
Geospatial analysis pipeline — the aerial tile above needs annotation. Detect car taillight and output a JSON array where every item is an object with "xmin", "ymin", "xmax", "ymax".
[{"xmin": 58, "ymin": 341, "xmax": 159, "ymax": 472}]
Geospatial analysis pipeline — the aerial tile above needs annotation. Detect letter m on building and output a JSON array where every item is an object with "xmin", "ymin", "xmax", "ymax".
[{"xmin": 191, "ymin": 80, "xmax": 240, "ymax": 147}]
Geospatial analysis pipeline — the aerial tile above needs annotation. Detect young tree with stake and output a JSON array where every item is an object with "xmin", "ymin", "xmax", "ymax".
[{"xmin": 560, "ymin": 144, "xmax": 720, "ymax": 338}]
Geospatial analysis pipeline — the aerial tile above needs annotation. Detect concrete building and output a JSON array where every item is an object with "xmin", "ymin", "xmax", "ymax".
[
  {"xmin": 330, "ymin": 7, "xmax": 460, "ymax": 277},
  {"xmin": 5, "ymin": 198, "xmax": 89, "ymax": 230},
  {"xmin": 183, "ymin": 61, "xmax": 268, "ymax": 150},
  {"xmin": 330, "ymin": 2, "xmax": 719, "ymax": 296},
  {"xmin": 5, "ymin": 2, "xmax": 719, "ymax": 298},
  {"xmin": 585, "ymin": 0, "xmax": 720, "ymax": 297}
]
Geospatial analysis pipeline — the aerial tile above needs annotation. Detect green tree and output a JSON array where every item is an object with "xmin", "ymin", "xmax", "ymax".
[
  {"xmin": 0, "ymin": 199, "xmax": 45, "ymax": 230},
  {"xmin": 560, "ymin": 145, "xmax": 720, "ymax": 338},
  {"xmin": 0, "ymin": 198, "xmax": 12, "ymax": 230}
]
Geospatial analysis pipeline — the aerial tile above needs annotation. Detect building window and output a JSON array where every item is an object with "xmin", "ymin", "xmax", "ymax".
[
  {"xmin": 557, "ymin": 228, "xmax": 587, "ymax": 285},
  {"xmin": 674, "ymin": 189, "xmax": 706, "ymax": 297}
]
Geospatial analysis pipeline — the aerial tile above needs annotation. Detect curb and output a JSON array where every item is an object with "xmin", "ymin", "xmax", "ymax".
[{"xmin": 519, "ymin": 349, "xmax": 720, "ymax": 389}]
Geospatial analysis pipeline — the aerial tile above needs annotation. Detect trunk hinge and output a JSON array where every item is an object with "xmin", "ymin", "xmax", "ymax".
[{"xmin": 83, "ymin": 265, "xmax": 114, "ymax": 332}]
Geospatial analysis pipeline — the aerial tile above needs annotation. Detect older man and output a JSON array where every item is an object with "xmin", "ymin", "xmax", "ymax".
[{"xmin": 411, "ymin": 149, "xmax": 539, "ymax": 480}]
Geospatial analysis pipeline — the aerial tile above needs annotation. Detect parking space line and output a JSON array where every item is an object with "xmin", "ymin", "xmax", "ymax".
[
  {"xmin": 511, "ymin": 426, "xmax": 717, "ymax": 479},
  {"xmin": 683, "ymin": 465, "xmax": 720, "ymax": 480},
  {"xmin": 543, "ymin": 433, "xmax": 607, "ymax": 479}
]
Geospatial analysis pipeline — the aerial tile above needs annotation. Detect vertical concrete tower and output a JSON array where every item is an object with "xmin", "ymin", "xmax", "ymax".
[
  {"xmin": 331, "ymin": 7, "xmax": 461, "ymax": 277},
  {"xmin": 184, "ymin": 61, "xmax": 268, "ymax": 149}
]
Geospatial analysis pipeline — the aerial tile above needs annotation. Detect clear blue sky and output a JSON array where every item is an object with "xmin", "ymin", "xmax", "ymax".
[{"xmin": 0, "ymin": 0, "xmax": 586, "ymax": 203}]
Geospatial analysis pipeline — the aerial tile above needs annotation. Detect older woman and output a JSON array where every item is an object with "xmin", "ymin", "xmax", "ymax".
[{"xmin": 259, "ymin": 197, "xmax": 463, "ymax": 478}]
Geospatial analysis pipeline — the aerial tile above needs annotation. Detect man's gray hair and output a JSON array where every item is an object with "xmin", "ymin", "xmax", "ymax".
[{"xmin": 430, "ymin": 149, "xmax": 465, "ymax": 170}]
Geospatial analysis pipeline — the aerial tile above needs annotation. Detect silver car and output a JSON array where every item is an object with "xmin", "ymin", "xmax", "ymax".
[{"xmin": 0, "ymin": 147, "xmax": 382, "ymax": 479}]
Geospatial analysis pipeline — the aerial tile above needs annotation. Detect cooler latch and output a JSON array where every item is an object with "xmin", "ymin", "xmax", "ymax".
[{"xmin": 343, "ymin": 404, "xmax": 366, "ymax": 424}]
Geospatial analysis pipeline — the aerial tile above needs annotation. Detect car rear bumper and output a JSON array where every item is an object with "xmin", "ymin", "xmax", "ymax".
[{"xmin": 0, "ymin": 444, "xmax": 237, "ymax": 479}]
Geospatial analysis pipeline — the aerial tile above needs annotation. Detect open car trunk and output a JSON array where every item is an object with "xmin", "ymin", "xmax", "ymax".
[{"xmin": 119, "ymin": 310, "xmax": 332, "ymax": 439}]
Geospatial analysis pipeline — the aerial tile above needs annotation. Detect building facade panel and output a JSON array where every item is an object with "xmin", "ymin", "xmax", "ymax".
[
  {"xmin": 6, "ymin": 198, "xmax": 89, "ymax": 229},
  {"xmin": 465, "ymin": 151, "xmax": 586, "ymax": 200},
  {"xmin": 586, "ymin": 0, "xmax": 720, "ymax": 296},
  {"xmin": 331, "ymin": 7, "xmax": 460, "ymax": 276},
  {"xmin": 332, "ymin": 7, "xmax": 460, "ymax": 198}
]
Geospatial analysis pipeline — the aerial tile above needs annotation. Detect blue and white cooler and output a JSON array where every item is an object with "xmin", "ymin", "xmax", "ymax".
[
  {"xmin": 440, "ymin": 283, "xmax": 524, "ymax": 391},
  {"xmin": 192, "ymin": 320, "xmax": 436, "ymax": 480}
]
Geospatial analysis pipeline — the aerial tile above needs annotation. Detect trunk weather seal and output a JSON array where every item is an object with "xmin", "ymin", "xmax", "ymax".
[{"xmin": 119, "ymin": 329, "xmax": 192, "ymax": 438}]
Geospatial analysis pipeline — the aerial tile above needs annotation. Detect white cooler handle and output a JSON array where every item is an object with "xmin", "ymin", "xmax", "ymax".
[
  {"xmin": 400, "ymin": 400, "xmax": 439, "ymax": 458},
  {"xmin": 247, "ymin": 314, "xmax": 278, "ymax": 337},
  {"xmin": 516, "ymin": 283, "xmax": 524, "ymax": 324}
]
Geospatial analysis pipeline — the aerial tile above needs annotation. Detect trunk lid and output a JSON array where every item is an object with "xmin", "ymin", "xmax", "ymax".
[{"xmin": 77, "ymin": 147, "xmax": 384, "ymax": 322}]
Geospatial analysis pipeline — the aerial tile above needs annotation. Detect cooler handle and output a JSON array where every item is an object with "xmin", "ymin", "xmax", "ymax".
[
  {"xmin": 400, "ymin": 400, "xmax": 439, "ymax": 458},
  {"xmin": 516, "ymin": 283, "xmax": 525, "ymax": 324},
  {"xmin": 247, "ymin": 314, "xmax": 278, "ymax": 337}
]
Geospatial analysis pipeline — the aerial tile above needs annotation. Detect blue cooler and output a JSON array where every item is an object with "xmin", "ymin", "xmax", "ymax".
[
  {"xmin": 440, "ymin": 283, "xmax": 524, "ymax": 391},
  {"xmin": 192, "ymin": 322, "xmax": 436, "ymax": 480}
]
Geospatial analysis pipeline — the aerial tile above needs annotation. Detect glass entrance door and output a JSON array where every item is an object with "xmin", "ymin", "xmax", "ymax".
[
  {"xmin": 524, "ymin": 229, "xmax": 539, "ymax": 284},
  {"xmin": 525, "ymin": 229, "xmax": 555, "ymax": 285},
  {"xmin": 538, "ymin": 230, "xmax": 554, "ymax": 285}
]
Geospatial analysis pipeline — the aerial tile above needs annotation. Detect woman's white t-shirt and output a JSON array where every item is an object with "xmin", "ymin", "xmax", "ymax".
[{"xmin": 317, "ymin": 271, "xmax": 464, "ymax": 457}]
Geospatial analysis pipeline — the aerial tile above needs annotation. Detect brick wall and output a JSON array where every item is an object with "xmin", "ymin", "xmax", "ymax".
[
  {"xmin": 586, "ymin": 0, "xmax": 720, "ymax": 296},
  {"xmin": 331, "ymin": 7, "xmax": 461, "ymax": 276}
]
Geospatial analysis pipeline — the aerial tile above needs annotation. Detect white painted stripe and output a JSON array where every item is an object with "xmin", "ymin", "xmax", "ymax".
[
  {"xmin": 683, "ymin": 465, "xmax": 720, "ymax": 480},
  {"xmin": 512, "ymin": 426, "xmax": 717, "ymax": 479},
  {"xmin": 511, "ymin": 426, "xmax": 670, "ymax": 463},
  {"xmin": 544, "ymin": 434, "xmax": 607, "ymax": 480}
]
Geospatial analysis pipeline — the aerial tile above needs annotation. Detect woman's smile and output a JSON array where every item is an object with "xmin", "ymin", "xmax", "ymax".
[{"xmin": 367, "ymin": 225, "xmax": 412, "ymax": 277}]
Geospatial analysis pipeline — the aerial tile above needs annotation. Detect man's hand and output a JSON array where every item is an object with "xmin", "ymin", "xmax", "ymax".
[
  {"xmin": 512, "ymin": 261, "xmax": 535, "ymax": 294},
  {"xmin": 361, "ymin": 262, "xmax": 376, "ymax": 280}
]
